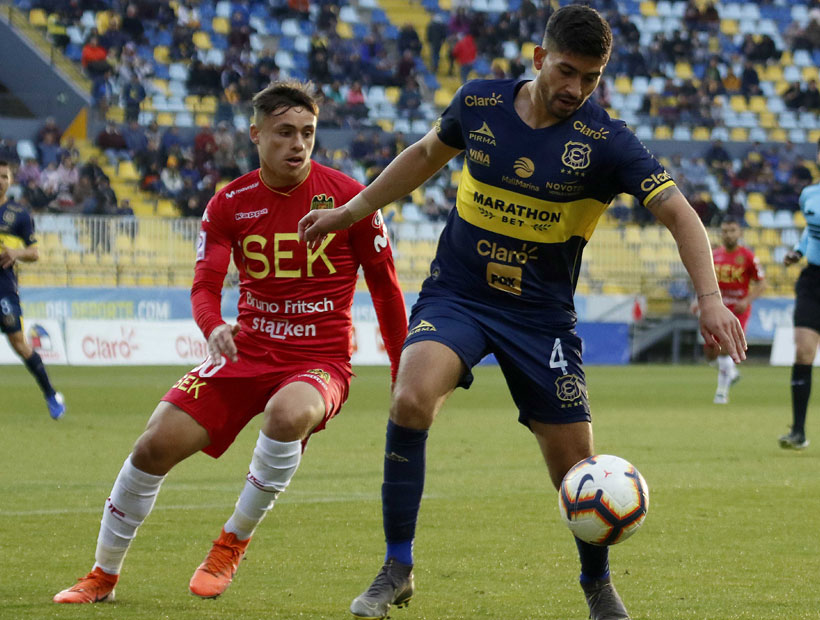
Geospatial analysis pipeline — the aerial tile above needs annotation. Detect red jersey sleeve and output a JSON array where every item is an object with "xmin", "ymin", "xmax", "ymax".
[
  {"xmin": 363, "ymin": 254, "xmax": 407, "ymax": 382},
  {"xmin": 347, "ymin": 208, "xmax": 407, "ymax": 380},
  {"xmin": 191, "ymin": 195, "xmax": 234, "ymax": 339}
]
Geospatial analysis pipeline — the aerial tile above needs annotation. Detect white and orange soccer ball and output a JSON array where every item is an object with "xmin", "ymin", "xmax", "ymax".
[{"xmin": 558, "ymin": 454, "xmax": 649, "ymax": 546}]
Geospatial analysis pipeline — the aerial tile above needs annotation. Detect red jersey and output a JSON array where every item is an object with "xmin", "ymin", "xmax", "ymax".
[
  {"xmin": 713, "ymin": 244, "xmax": 764, "ymax": 313},
  {"xmin": 191, "ymin": 163, "xmax": 406, "ymax": 377}
]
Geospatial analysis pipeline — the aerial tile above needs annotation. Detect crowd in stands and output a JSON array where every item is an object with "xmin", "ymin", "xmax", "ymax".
[{"xmin": 6, "ymin": 0, "xmax": 819, "ymax": 227}]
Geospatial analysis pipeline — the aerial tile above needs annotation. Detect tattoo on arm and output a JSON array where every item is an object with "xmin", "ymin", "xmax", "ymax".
[{"xmin": 645, "ymin": 186, "xmax": 680, "ymax": 212}]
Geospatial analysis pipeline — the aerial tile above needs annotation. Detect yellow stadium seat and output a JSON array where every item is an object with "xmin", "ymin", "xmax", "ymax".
[
  {"xmin": 654, "ymin": 125, "xmax": 672, "ymax": 139},
  {"xmin": 748, "ymin": 96, "xmax": 767, "ymax": 114},
  {"xmin": 692, "ymin": 126, "xmax": 711, "ymax": 141},
  {"xmin": 803, "ymin": 66, "xmax": 819, "ymax": 82},
  {"xmin": 152, "ymin": 79, "xmax": 170, "ymax": 96},
  {"xmin": 492, "ymin": 57, "xmax": 510, "ymax": 73},
  {"xmin": 156, "ymin": 112, "xmax": 175, "ymax": 126},
  {"xmin": 614, "ymin": 75, "xmax": 631, "ymax": 95},
  {"xmin": 192, "ymin": 31, "xmax": 212, "ymax": 50},
  {"xmin": 780, "ymin": 50, "xmax": 793, "ymax": 66},
  {"xmin": 29, "ymin": 9, "xmax": 47, "ymax": 27},
  {"xmin": 521, "ymin": 42, "xmax": 537, "ymax": 60},
  {"xmin": 336, "ymin": 21, "xmax": 353, "ymax": 38},
  {"xmin": 106, "ymin": 106, "xmax": 125, "ymax": 123},
  {"xmin": 639, "ymin": 1, "xmax": 657, "ymax": 16},
  {"xmin": 434, "ymin": 88, "xmax": 454, "ymax": 108},
  {"xmin": 385, "ymin": 87, "xmax": 400, "ymax": 104},
  {"xmin": 720, "ymin": 19, "xmax": 738, "ymax": 36},
  {"xmin": 212, "ymin": 16, "xmax": 230, "ymax": 34},
  {"xmin": 759, "ymin": 112, "xmax": 776, "ymax": 129},
  {"xmin": 185, "ymin": 95, "xmax": 200, "ymax": 110},
  {"xmin": 153, "ymin": 46, "xmax": 170, "ymax": 64},
  {"xmin": 729, "ymin": 95, "xmax": 747, "ymax": 113},
  {"xmin": 199, "ymin": 96, "xmax": 217, "ymax": 113},
  {"xmin": 157, "ymin": 200, "xmax": 179, "ymax": 217},
  {"xmin": 374, "ymin": 119, "xmax": 393, "ymax": 132},
  {"xmin": 117, "ymin": 160, "xmax": 140, "ymax": 182},
  {"xmin": 768, "ymin": 128, "xmax": 787, "ymax": 142},
  {"xmin": 744, "ymin": 210, "xmax": 758, "ymax": 227},
  {"xmin": 794, "ymin": 211, "xmax": 806, "ymax": 228},
  {"xmin": 195, "ymin": 113, "xmax": 212, "ymax": 127},
  {"xmin": 96, "ymin": 10, "xmax": 111, "ymax": 34},
  {"xmin": 809, "ymin": 129, "xmax": 820, "ymax": 144},
  {"xmin": 747, "ymin": 192, "xmax": 766, "ymax": 211},
  {"xmin": 763, "ymin": 64, "xmax": 782, "ymax": 82},
  {"xmin": 675, "ymin": 62, "xmax": 693, "ymax": 80},
  {"xmin": 729, "ymin": 127, "xmax": 748, "ymax": 142}
]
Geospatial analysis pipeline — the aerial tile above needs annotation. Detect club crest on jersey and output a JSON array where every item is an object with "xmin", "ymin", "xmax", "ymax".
[
  {"xmin": 304, "ymin": 369, "xmax": 331, "ymax": 384},
  {"xmin": 3, "ymin": 210, "xmax": 15, "ymax": 225},
  {"xmin": 561, "ymin": 142, "xmax": 591, "ymax": 170},
  {"xmin": 310, "ymin": 194, "xmax": 335, "ymax": 210},
  {"xmin": 556, "ymin": 374, "xmax": 584, "ymax": 403}
]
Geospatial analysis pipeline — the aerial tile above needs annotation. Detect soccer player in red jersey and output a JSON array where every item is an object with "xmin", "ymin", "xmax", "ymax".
[
  {"xmin": 53, "ymin": 81, "xmax": 407, "ymax": 604},
  {"xmin": 694, "ymin": 216, "xmax": 765, "ymax": 404}
]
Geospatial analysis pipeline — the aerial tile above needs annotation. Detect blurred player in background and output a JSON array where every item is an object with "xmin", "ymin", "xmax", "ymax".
[
  {"xmin": 300, "ymin": 6, "xmax": 745, "ymax": 619},
  {"xmin": 779, "ymin": 139, "xmax": 820, "ymax": 450},
  {"xmin": 692, "ymin": 215, "xmax": 765, "ymax": 404},
  {"xmin": 53, "ymin": 81, "xmax": 407, "ymax": 604},
  {"xmin": 0, "ymin": 159, "xmax": 65, "ymax": 420}
]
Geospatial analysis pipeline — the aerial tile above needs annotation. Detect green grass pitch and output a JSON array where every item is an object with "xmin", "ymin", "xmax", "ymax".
[{"xmin": 1, "ymin": 363, "xmax": 818, "ymax": 619}]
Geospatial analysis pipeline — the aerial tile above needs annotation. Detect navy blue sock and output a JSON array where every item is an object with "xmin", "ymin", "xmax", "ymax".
[
  {"xmin": 575, "ymin": 537, "xmax": 610, "ymax": 584},
  {"xmin": 382, "ymin": 420, "xmax": 428, "ymax": 566},
  {"xmin": 791, "ymin": 364, "xmax": 812, "ymax": 435},
  {"xmin": 24, "ymin": 352, "xmax": 56, "ymax": 398}
]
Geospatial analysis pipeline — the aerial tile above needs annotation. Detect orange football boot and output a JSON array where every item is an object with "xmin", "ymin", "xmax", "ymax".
[
  {"xmin": 189, "ymin": 528, "xmax": 251, "ymax": 598},
  {"xmin": 53, "ymin": 567, "xmax": 118, "ymax": 603}
]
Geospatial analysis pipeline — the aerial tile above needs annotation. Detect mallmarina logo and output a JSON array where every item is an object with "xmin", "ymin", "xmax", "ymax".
[{"xmin": 513, "ymin": 157, "xmax": 535, "ymax": 178}]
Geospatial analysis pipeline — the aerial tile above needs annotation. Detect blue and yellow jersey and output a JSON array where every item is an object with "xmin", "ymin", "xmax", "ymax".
[
  {"xmin": 0, "ymin": 200, "xmax": 37, "ymax": 295},
  {"xmin": 796, "ymin": 182, "xmax": 820, "ymax": 267},
  {"xmin": 425, "ymin": 78, "xmax": 675, "ymax": 328}
]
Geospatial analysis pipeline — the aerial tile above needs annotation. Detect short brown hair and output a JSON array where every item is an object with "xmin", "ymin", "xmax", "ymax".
[
  {"xmin": 252, "ymin": 80, "xmax": 319, "ymax": 123},
  {"xmin": 542, "ymin": 5, "xmax": 612, "ymax": 60}
]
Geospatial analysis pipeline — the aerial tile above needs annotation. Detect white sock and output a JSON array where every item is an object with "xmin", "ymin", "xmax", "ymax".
[
  {"xmin": 94, "ymin": 455, "xmax": 165, "ymax": 575},
  {"xmin": 224, "ymin": 432, "xmax": 302, "ymax": 540},
  {"xmin": 716, "ymin": 355, "xmax": 735, "ymax": 394}
]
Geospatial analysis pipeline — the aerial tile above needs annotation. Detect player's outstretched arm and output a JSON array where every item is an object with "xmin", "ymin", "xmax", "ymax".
[
  {"xmin": 298, "ymin": 130, "xmax": 461, "ymax": 245},
  {"xmin": 647, "ymin": 186, "xmax": 747, "ymax": 362}
]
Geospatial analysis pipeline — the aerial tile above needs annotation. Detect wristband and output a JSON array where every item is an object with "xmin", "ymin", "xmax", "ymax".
[{"xmin": 345, "ymin": 193, "xmax": 376, "ymax": 223}]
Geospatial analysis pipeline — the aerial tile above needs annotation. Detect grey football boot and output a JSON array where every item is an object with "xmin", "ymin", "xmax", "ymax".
[
  {"xmin": 581, "ymin": 576, "xmax": 631, "ymax": 620},
  {"xmin": 350, "ymin": 558, "xmax": 414, "ymax": 619}
]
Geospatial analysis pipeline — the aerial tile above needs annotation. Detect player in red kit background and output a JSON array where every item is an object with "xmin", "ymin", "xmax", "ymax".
[
  {"xmin": 54, "ymin": 81, "xmax": 407, "ymax": 604},
  {"xmin": 693, "ymin": 216, "xmax": 765, "ymax": 404}
]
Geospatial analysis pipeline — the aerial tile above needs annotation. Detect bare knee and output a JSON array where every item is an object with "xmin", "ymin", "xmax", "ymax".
[
  {"xmin": 131, "ymin": 430, "xmax": 180, "ymax": 475},
  {"xmin": 390, "ymin": 384, "xmax": 436, "ymax": 430},
  {"xmin": 263, "ymin": 401, "xmax": 325, "ymax": 442}
]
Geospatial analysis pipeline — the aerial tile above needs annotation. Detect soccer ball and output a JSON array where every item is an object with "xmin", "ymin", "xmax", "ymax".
[{"xmin": 558, "ymin": 454, "xmax": 649, "ymax": 546}]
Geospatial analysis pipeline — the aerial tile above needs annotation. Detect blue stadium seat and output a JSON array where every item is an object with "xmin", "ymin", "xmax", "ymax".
[{"xmin": 64, "ymin": 43, "xmax": 82, "ymax": 62}]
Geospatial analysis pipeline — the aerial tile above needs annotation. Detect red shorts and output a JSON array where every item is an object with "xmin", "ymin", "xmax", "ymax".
[{"xmin": 162, "ymin": 358, "xmax": 351, "ymax": 458}]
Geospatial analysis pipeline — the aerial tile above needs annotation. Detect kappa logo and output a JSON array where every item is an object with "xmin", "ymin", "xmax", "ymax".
[
  {"xmin": 235, "ymin": 208, "xmax": 268, "ymax": 220},
  {"xmin": 310, "ymin": 193, "xmax": 335, "ymax": 210},
  {"xmin": 409, "ymin": 319, "xmax": 436, "ymax": 335},
  {"xmin": 561, "ymin": 142, "xmax": 591, "ymax": 170},
  {"xmin": 469, "ymin": 122, "xmax": 497, "ymax": 146}
]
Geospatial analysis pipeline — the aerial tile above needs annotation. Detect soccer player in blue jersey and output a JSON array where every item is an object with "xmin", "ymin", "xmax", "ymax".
[
  {"xmin": 300, "ymin": 6, "xmax": 746, "ymax": 619},
  {"xmin": 0, "ymin": 160, "xmax": 65, "ymax": 419},
  {"xmin": 779, "ymin": 140, "xmax": 820, "ymax": 450}
]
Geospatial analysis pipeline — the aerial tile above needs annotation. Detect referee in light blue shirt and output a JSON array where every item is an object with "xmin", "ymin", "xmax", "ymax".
[{"xmin": 779, "ymin": 141, "xmax": 820, "ymax": 450}]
